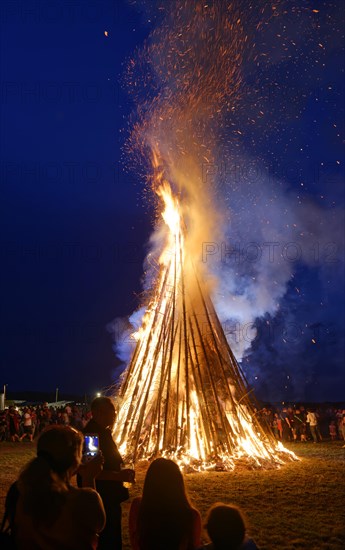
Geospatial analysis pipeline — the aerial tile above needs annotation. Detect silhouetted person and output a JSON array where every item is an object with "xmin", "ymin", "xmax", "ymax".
[
  {"xmin": 13, "ymin": 425, "xmax": 105, "ymax": 549},
  {"xmin": 129, "ymin": 457, "xmax": 201, "ymax": 549},
  {"xmin": 8, "ymin": 406, "xmax": 20, "ymax": 442},
  {"xmin": 200, "ymin": 503, "xmax": 259, "ymax": 550},
  {"xmin": 82, "ymin": 396, "xmax": 135, "ymax": 550},
  {"xmin": 306, "ymin": 409, "xmax": 322, "ymax": 443}
]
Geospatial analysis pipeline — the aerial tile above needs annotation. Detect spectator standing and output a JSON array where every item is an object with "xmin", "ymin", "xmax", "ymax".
[
  {"xmin": 281, "ymin": 408, "xmax": 292, "ymax": 441},
  {"xmin": 30, "ymin": 408, "xmax": 37, "ymax": 438},
  {"xmin": 71, "ymin": 405, "xmax": 84, "ymax": 430},
  {"xmin": 8, "ymin": 407, "xmax": 20, "ymax": 442},
  {"xmin": 12, "ymin": 425, "xmax": 105, "ymax": 549},
  {"xmin": 38, "ymin": 404, "xmax": 51, "ymax": 432},
  {"xmin": 336, "ymin": 409, "xmax": 343, "ymax": 434},
  {"xmin": 19, "ymin": 408, "xmax": 33, "ymax": 442},
  {"xmin": 81, "ymin": 397, "xmax": 135, "ymax": 550},
  {"xmin": 329, "ymin": 420, "xmax": 337, "ymax": 441},
  {"xmin": 340, "ymin": 411, "xmax": 345, "ymax": 447},
  {"xmin": 276, "ymin": 413, "xmax": 283, "ymax": 440},
  {"xmin": 306, "ymin": 410, "xmax": 322, "ymax": 443},
  {"xmin": 0, "ymin": 411, "xmax": 7, "ymax": 441},
  {"xmin": 129, "ymin": 457, "xmax": 201, "ymax": 550},
  {"xmin": 293, "ymin": 408, "xmax": 306, "ymax": 442},
  {"xmin": 62, "ymin": 410, "xmax": 70, "ymax": 425},
  {"xmin": 272, "ymin": 413, "xmax": 280, "ymax": 439}
]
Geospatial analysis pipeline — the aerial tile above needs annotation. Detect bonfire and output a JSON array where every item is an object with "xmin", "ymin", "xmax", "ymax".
[
  {"xmin": 113, "ymin": 1, "xmax": 297, "ymax": 470},
  {"xmin": 114, "ymin": 155, "xmax": 296, "ymax": 471}
]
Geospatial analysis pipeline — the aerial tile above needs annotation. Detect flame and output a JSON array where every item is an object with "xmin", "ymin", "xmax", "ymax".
[
  {"xmin": 114, "ymin": 1, "xmax": 297, "ymax": 470},
  {"xmin": 114, "ymin": 170, "xmax": 297, "ymax": 470}
]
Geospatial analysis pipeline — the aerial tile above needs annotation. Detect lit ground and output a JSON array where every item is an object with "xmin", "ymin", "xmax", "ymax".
[{"xmin": 1, "ymin": 441, "xmax": 344, "ymax": 549}]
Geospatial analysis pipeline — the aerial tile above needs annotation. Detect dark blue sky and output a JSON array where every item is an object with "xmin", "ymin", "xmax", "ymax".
[{"xmin": 1, "ymin": 0, "xmax": 344, "ymax": 401}]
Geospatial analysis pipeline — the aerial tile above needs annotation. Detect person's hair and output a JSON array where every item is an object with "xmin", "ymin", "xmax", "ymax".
[
  {"xmin": 206, "ymin": 503, "xmax": 246, "ymax": 550},
  {"xmin": 17, "ymin": 425, "xmax": 83, "ymax": 527},
  {"xmin": 137, "ymin": 458, "xmax": 195, "ymax": 550},
  {"xmin": 91, "ymin": 396, "xmax": 114, "ymax": 414}
]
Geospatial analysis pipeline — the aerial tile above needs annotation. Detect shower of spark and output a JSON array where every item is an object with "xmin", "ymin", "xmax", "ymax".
[{"xmin": 113, "ymin": 1, "xmax": 297, "ymax": 469}]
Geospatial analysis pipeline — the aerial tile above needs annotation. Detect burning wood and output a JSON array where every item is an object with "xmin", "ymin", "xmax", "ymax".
[
  {"xmin": 113, "ymin": 1, "xmax": 299, "ymax": 470},
  {"xmin": 114, "ymin": 171, "xmax": 296, "ymax": 470}
]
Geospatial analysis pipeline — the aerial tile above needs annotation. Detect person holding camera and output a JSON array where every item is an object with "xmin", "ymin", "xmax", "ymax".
[
  {"xmin": 8, "ymin": 425, "xmax": 105, "ymax": 549},
  {"xmin": 82, "ymin": 396, "xmax": 135, "ymax": 550}
]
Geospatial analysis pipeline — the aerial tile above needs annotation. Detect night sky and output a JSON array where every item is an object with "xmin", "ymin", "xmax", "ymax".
[{"xmin": 1, "ymin": 0, "xmax": 344, "ymax": 402}]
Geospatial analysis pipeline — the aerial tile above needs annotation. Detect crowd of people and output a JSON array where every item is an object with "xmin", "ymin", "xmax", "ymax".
[
  {"xmin": 1, "ymin": 398, "xmax": 345, "ymax": 548},
  {"xmin": 1, "ymin": 401, "xmax": 345, "ymax": 445},
  {"xmin": 0, "ymin": 402, "xmax": 91, "ymax": 443},
  {"xmin": 257, "ymin": 404, "xmax": 345, "ymax": 444}
]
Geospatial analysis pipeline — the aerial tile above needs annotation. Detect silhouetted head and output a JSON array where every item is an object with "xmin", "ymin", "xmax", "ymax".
[
  {"xmin": 138, "ymin": 458, "xmax": 194, "ymax": 549},
  {"xmin": 91, "ymin": 396, "xmax": 116, "ymax": 429},
  {"xmin": 142, "ymin": 458, "xmax": 186, "ymax": 502},
  {"xmin": 206, "ymin": 503, "xmax": 246, "ymax": 550},
  {"xmin": 37, "ymin": 425, "xmax": 83, "ymax": 475},
  {"xmin": 17, "ymin": 426, "xmax": 84, "ymax": 527}
]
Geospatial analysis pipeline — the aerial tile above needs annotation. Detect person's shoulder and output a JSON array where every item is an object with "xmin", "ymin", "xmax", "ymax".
[
  {"xmin": 68, "ymin": 488, "xmax": 105, "ymax": 520},
  {"xmin": 69, "ymin": 486, "xmax": 103, "ymax": 508},
  {"xmin": 67, "ymin": 487, "xmax": 105, "ymax": 531}
]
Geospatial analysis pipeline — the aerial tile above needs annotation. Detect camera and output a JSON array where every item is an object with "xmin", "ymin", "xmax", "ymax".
[{"xmin": 83, "ymin": 433, "xmax": 99, "ymax": 458}]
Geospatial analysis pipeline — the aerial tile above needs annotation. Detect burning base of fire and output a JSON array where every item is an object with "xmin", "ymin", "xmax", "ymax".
[
  {"xmin": 115, "ymin": 406, "xmax": 298, "ymax": 471},
  {"xmin": 117, "ymin": 440, "xmax": 297, "ymax": 473}
]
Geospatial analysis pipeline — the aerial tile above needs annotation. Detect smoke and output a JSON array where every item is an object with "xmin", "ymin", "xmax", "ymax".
[
  {"xmin": 109, "ymin": 0, "xmax": 344, "ymax": 399},
  {"xmin": 206, "ymin": 155, "xmax": 344, "ymax": 368}
]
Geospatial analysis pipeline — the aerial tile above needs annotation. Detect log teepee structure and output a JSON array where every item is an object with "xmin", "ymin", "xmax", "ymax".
[{"xmin": 113, "ymin": 176, "xmax": 294, "ymax": 470}]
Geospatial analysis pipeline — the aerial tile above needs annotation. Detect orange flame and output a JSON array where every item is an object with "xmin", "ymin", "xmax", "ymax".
[{"xmin": 114, "ymin": 171, "xmax": 297, "ymax": 470}]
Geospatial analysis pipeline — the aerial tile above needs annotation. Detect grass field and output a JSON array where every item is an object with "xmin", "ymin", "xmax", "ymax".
[{"xmin": 1, "ymin": 441, "xmax": 344, "ymax": 549}]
